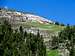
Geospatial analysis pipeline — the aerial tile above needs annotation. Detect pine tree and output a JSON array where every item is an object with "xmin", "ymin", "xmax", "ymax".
[
  {"xmin": 59, "ymin": 24, "xmax": 75, "ymax": 56},
  {"xmin": 0, "ymin": 20, "xmax": 46, "ymax": 56}
]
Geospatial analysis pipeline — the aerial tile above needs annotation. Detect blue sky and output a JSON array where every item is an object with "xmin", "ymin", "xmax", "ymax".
[{"xmin": 0, "ymin": 0, "xmax": 75, "ymax": 25}]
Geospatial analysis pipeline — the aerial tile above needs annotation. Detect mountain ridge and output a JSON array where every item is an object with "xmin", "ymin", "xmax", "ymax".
[
  {"xmin": 0, "ymin": 8, "xmax": 64, "ymax": 32},
  {"xmin": 0, "ymin": 8, "xmax": 55, "ymax": 24}
]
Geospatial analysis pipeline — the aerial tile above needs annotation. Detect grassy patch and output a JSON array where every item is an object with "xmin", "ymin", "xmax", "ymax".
[
  {"xmin": 17, "ymin": 21, "xmax": 65, "ymax": 32},
  {"xmin": 31, "ymin": 21, "xmax": 65, "ymax": 32},
  {"xmin": 47, "ymin": 50, "xmax": 58, "ymax": 56}
]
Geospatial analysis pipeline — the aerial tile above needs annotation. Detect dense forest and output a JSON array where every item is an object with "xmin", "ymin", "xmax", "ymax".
[
  {"xmin": 0, "ymin": 20, "xmax": 75, "ymax": 56},
  {"xmin": 0, "ymin": 20, "xmax": 46, "ymax": 56}
]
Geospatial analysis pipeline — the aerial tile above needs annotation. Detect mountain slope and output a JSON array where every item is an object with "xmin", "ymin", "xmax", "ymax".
[
  {"xmin": 0, "ymin": 9, "xmax": 65, "ymax": 34},
  {"xmin": 0, "ymin": 8, "xmax": 65, "ymax": 50},
  {"xmin": 0, "ymin": 8, "xmax": 65, "ymax": 33}
]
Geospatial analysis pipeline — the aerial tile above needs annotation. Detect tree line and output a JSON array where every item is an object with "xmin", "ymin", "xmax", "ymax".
[{"xmin": 0, "ymin": 20, "xmax": 46, "ymax": 56}]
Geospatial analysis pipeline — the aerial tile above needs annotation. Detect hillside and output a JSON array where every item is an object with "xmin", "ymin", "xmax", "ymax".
[
  {"xmin": 0, "ymin": 8, "xmax": 64, "ymax": 31},
  {"xmin": 0, "ymin": 8, "xmax": 65, "ymax": 50}
]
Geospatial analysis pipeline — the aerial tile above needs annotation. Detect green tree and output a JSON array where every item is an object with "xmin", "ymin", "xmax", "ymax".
[
  {"xmin": 0, "ymin": 20, "xmax": 46, "ymax": 56},
  {"xmin": 51, "ymin": 36, "xmax": 59, "ymax": 49},
  {"xmin": 59, "ymin": 24, "xmax": 75, "ymax": 56}
]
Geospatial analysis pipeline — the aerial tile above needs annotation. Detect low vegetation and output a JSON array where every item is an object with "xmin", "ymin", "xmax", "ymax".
[
  {"xmin": 47, "ymin": 50, "xmax": 58, "ymax": 56},
  {"xmin": 17, "ymin": 21, "xmax": 65, "ymax": 32}
]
